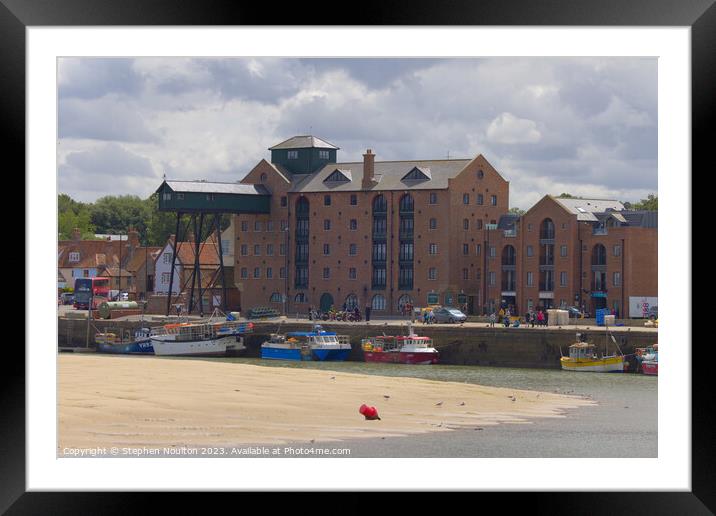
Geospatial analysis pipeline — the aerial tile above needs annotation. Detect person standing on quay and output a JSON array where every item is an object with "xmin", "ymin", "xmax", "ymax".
[
  {"xmin": 365, "ymin": 303, "xmax": 371, "ymax": 322},
  {"xmin": 489, "ymin": 312, "xmax": 496, "ymax": 328}
]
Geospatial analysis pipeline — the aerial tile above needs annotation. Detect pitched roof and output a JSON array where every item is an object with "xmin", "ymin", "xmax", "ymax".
[
  {"xmin": 160, "ymin": 180, "xmax": 270, "ymax": 195},
  {"xmin": 269, "ymin": 135, "xmax": 339, "ymax": 150},
  {"xmin": 57, "ymin": 239, "xmax": 124, "ymax": 269},
  {"xmin": 290, "ymin": 159, "xmax": 472, "ymax": 193},
  {"xmin": 99, "ymin": 267, "xmax": 132, "ymax": 277},
  {"xmin": 125, "ymin": 247, "xmax": 161, "ymax": 273},
  {"xmin": 552, "ymin": 197, "xmax": 625, "ymax": 221},
  {"xmin": 165, "ymin": 235, "xmax": 221, "ymax": 267}
]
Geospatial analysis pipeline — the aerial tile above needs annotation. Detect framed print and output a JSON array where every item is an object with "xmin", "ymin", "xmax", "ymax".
[{"xmin": 4, "ymin": 0, "xmax": 711, "ymax": 511}]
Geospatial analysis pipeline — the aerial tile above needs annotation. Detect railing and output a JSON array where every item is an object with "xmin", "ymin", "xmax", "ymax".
[{"xmin": 399, "ymin": 230, "xmax": 414, "ymax": 240}]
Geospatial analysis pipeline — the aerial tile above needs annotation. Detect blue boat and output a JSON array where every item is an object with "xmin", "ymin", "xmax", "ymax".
[
  {"xmin": 95, "ymin": 327, "xmax": 155, "ymax": 355},
  {"xmin": 260, "ymin": 325, "xmax": 351, "ymax": 361}
]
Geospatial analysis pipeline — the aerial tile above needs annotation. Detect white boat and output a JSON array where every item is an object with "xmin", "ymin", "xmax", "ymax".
[{"xmin": 150, "ymin": 319, "xmax": 252, "ymax": 357}]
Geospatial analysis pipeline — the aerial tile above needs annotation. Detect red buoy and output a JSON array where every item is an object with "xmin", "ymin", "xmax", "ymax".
[{"xmin": 359, "ymin": 404, "xmax": 381, "ymax": 420}]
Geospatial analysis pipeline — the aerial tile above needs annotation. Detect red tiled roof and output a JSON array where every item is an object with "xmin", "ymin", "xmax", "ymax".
[{"xmin": 165, "ymin": 235, "xmax": 221, "ymax": 267}]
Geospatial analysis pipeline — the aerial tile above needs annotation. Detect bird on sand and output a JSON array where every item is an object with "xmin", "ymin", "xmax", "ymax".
[
  {"xmin": 459, "ymin": 402, "xmax": 466, "ymax": 406},
  {"xmin": 435, "ymin": 401, "xmax": 443, "ymax": 406},
  {"xmin": 383, "ymin": 395, "xmax": 391, "ymax": 399}
]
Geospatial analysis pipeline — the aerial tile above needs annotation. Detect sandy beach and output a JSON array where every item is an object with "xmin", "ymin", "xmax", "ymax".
[{"xmin": 58, "ymin": 354, "xmax": 594, "ymax": 452}]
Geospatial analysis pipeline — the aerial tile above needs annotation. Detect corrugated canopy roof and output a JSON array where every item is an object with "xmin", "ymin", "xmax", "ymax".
[
  {"xmin": 269, "ymin": 135, "xmax": 340, "ymax": 150},
  {"xmin": 161, "ymin": 180, "xmax": 270, "ymax": 195}
]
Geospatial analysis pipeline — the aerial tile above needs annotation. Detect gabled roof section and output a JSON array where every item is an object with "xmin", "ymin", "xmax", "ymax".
[
  {"xmin": 401, "ymin": 166, "xmax": 432, "ymax": 182},
  {"xmin": 158, "ymin": 180, "xmax": 270, "ymax": 196},
  {"xmin": 552, "ymin": 197, "xmax": 625, "ymax": 221},
  {"xmin": 269, "ymin": 135, "xmax": 340, "ymax": 150},
  {"xmin": 323, "ymin": 169, "xmax": 352, "ymax": 183}
]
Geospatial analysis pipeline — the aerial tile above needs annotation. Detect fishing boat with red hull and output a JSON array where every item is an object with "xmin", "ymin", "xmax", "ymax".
[{"xmin": 361, "ymin": 323, "xmax": 439, "ymax": 365}]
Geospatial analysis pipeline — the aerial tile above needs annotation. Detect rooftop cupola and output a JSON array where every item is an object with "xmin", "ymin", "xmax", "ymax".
[{"xmin": 268, "ymin": 135, "xmax": 339, "ymax": 175}]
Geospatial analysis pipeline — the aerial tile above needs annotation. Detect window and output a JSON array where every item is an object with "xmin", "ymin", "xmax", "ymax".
[
  {"xmin": 206, "ymin": 194, "xmax": 215, "ymax": 201},
  {"xmin": 429, "ymin": 192, "xmax": 438, "ymax": 205},
  {"xmin": 463, "ymin": 193, "xmax": 470, "ymax": 204},
  {"xmin": 476, "ymin": 219, "xmax": 483, "ymax": 230},
  {"xmin": 527, "ymin": 271, "xmax": 534, "ymax": 286},
  {"xmin": 428, "ymin": 267, "xmax": 437, "ymax": 280},
  {"xmin": 294, "ymin": 292, "xmax": 306, "ymax": 303},
  {"xmin": 240, "ymin": 268, "xmax": 248, "ymax": 279},
  {"xmin": 463, "ymin": 243, "xmax": 469, "ymax": 255},
  {"xmin": 240, "ymin": 245, "xmax": 248, "ymax": 256},
  {"xmin": 279, "ymin": 244, "xmax": 286, "ymax": 256},
  {"xmin": 288, "ymin": 150, "xmax": 298, "ymax": 159},
  {"xmin": 162, "ymin": 272, "xmax": 171, "ymax": 284},
  {"xmin": 527, "ymin": 223, "xmax": 532, "ymax": 232},
  {"xmin": 241, "ymin": 221, "xmax": 249, "ymax": 232},
  {"xmin": 221, "ymin": 240, "xmax": 230, "ymax": 255},
  {"xmin": 266, "ymin": 268, "xmax": 273, "ymax": 279},
  {"xmin": 280, "ymin": 196, "xmax": 287, "ymax": 207},
  {"xmin": 323, "ymin": 267, "xmax": 330, "ymax": 279},
  {"xmin": 254, "ymin": 221, "xmax": 262, "ymax": 232},
  {"xmin": 266, "ymin": 221, "xmax": 274, "ymax": 232},
  {"xmin": 162, "ymin": 192, "xmax": 172, "ymax": 201},
  {"xmin": 427, "ymin": 292, "xmax": 439, "ymax": 304},
  {"xmin": 489, "ymin": 246, "xmax": 496, "ymax": 258},
  {"xmin": 253, "ymin": 267, "xmax": 261, "ymax": 278},
  {"xmin": 429, "ymin": 218, "xmax": 437, "ymax": 230},
  {"xmin": 560, "ymin": 271, "xmax": 568, "ymax": 287},
  {"xmin": 349, "ymin": 268, "xmax": 357, "ymax": 279},
  {"xmin": 270, "ymin": 292, "xmax": 281, "ymax": 302},
  {"xmin": 560, "ymin": 245, "xmax": 568, "ymax": 257},
  {"xmin": 372, "ymin": 267, "xmax": 387, "ymax": 288},
  {"xmin": 429, "ymin": 243, "xmax": 438, "ymax": 255},
  {"xmin": 323, "ymin": 244, "xmax": 330, "ymax": 255},
  {"xmin": 350, "ymin": 219, "xmax": 357, "ymax": 230},
  {"xmin": 489, "ymin": 271, "xmax": 496, "ymax": 286},
  {"xmin": 463, "ymin": 219, "xmax": 469, "ymax": 230},
  {"xmin": 324, "ymin": 195, "xmax": 331, "ymax": 206},
  {"xmin": 280, "ymin": 267, "xmax": 286, "ymax": 279},
  {"xmin": 267, "ymin": 244, "xmax": 274, "ymax": 256},
  {"xmin": 477, "ymin": 194, "xmax": 484, "ymax": 205},
  {"xmin": 324, "ymin": 219, "xmax": 331, "ymax": 231},
  {"xmin": 372, "ymin": 295, "xmax": 387, "ymax": 311},
  {"xmin": 613, "ymin": 272, "xmax": 621, "ymax": 287},
  {"xmin": 491, "ymin": 195, "xmax": 497, "ymax": 206},
  {"xmin": 349, "ymin": 244, "xmax": 357, "ymax": 256},
  {"xmin": 476, "ymin": 244, "xmax": 481, "ymax": 255},
  {"xmin": 613, "ymin": 244, "xmax": 622, "ymax": 256},
  {"xmin": 477, "ymin": 169, "xmax": 484, "ymax": 179},
  {"xmin": 318, "ymin": 149, "xmax": 330, "ymax": 160},
  {"xmin": 162, "ymin": 253, "xmax": 172, "ymax": 264},
  {"xmin": 399, "ymin": 242, "xmax": 414, "ymax": 261},
  {"xmin": 562, "ymin": 222, "xmax": 568, "ymax": 230},
  {"xmin": 176, "ymin": 193, "xmax": 184, "ymax": 200},
  {"xmin": 372, "ymin": 242, "xmax": 387, "ymax": 262},
  {"xmin": 280, "ymin": 220, "xmax": 288, "ymax": 231},
  {"xmin": 253, "ymin": 244, "xmax": 261, "ymax": 256},
  {"xmin": 462, "ymin": 268, "xmax": 469, "ymax": 280},
  {"xmin": 527, "ymin": 245, "xmax": 533, "ymax": 257},
  {"xmin": 350, "ymin": 194, "xmax": 357, "ymax": 205}
]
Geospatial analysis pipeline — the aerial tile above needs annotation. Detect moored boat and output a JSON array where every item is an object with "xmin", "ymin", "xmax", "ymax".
[
  {"xmin": 260, "ymin": 324, "xmax": 351, "ymax": 361},
  {"xmin": 560, "ymin": 332, "xmax": 625, "ymax": 373},
  {"xmin": 361, "ymin": 323, "xmax": 439, "ymax": 365},
  {"xmin": 150, "ymin": 319, "xmax": 253, "ymax": 357},
  {"xmin": 95, "ymin": 327, "xmax": 154, "ymax": 355},
  {"xmin": 638, "ymin": 344, "xmax": 658, "ymax": 375}
]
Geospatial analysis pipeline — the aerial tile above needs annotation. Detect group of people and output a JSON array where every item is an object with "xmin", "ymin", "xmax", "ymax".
[
  {"xmin": 488, "ymin": 307, "xmax": 548, "ymax": 328},
  {"xmin": 308, "ymin": 305, "xmax": 366, "ymax": 322}
]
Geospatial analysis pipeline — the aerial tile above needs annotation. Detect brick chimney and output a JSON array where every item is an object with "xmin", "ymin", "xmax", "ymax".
[
  {"xmin": 361, "ymin": 149, "xmax": 375, "ymax": 190},
  {"xmin": 71, "ymin": 227, "xmax": 82, "ymax": 241},
  {"xmin": 127, "ymin": 226, "xmax": 140, "ymax": 249}
]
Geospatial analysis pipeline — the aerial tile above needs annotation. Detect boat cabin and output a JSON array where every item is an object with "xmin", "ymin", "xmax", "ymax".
[{"xmin": 568, "ymin": 342, "xmax": 598, "ymax": 360}]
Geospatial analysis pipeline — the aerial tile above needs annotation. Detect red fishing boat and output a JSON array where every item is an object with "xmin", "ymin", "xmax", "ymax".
[{"xmin": 361, "ymin": 323, "xmax": 439, "ymax": 365}]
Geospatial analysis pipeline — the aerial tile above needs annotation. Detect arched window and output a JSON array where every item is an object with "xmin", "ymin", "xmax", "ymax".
[
  {"xmin": 344, "ymin": 294, "xmax": 359, "ymax": 310},
  {"xmin": 399, "ymin": 194, "xmax": 414, "ymax": 213},
  {"xmin": 540, "ymin": 218, "xmax": 555, "ymax": 239},
  {"xmin": 502, "ymin": 245, "xmax": 516, "ymax": 266},
  {"xmin": 463, "ymin": 218, "xmax": 469, "ymax": 230},
  {"xmin": 296, "ymin": 196, "xmax": 309, "ymax": 216},
  {"xmin": 397, "ymin": 294, "xmax": 413, "ymax": 312},
  {"xmin": 260, "ymin": 173, "xmax": 268, "ymax": 183},
  {"xmin": 371, "ymin": 294, "xmax": 386, "ymax": 311},
  {"xmin": 372, "ymin": 194, "xmax": 387, "ymax": 213},
  {"xmin": 269, "ymin": 292, "xmax": 282, "ymax": 303},
  {"xmin": 592, "ymin": 244, "xmax": 607, "ymax": 266},
  {"xmin": 294, "ymin": 292, "xmax": 306, "ymax": 303}
]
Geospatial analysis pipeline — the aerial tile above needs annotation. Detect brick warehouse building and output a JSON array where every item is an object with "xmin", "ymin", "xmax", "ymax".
[{"xmin": 231, "ymin": 136, "xmax": 657, "ymax": 317}]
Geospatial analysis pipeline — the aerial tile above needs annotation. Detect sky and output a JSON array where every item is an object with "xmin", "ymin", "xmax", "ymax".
[{"xmin": 57, "ymin": 57, "xmax": 657, "ymax": 210}]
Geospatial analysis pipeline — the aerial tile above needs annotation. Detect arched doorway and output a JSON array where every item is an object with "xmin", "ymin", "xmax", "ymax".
[
  {"xmin": 397, "ymin": 294, "xmax": 413, "ymax": 314},
  {"xmin": 319, "ymin": 292, "xmax": 334, "ymax": 312},
  {"xmin": 344, "ymin": 294, "xmax": 359, "ymax": 311}
]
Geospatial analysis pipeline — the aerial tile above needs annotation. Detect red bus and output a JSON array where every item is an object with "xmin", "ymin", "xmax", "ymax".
[{"xmin": 73, "ymin": 277, "xmax": 111, "ymax": 309}]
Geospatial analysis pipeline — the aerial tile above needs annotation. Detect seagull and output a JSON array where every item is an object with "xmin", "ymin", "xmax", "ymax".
[
  {"xmin": 459, "ymin": 402, "xmax": 466, "ymax": 406},
  {"xmin": 330, "ymin": 376, "xmax": 336, "ymax": 380},
  {"xmin": 435, "ymin": 401, "xmax": 443, "ymax": 406},
  {"xmin": 383, "ymin": 395, "xmax": 391, "ymax": 399},
  {"xmin": 509, "ymin": 395, "xmax": 516, "ymax": 402}
]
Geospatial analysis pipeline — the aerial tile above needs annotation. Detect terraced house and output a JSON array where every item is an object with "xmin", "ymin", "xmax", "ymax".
[{"xmin": 228, "ymin": 136, "xmax": 657, "ymax": 317}]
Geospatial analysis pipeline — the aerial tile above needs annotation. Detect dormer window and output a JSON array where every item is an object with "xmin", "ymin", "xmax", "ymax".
[
  {"xmin": 402, "ymin": 167, "xmax": 431, "ymax": 181},
  {"xmin": 287, "ymin": 150, "xmax": 299, "ymax": 159},
  {"xmin": 69, "ymin": 252, "xmax": 80, "ymax": 263},
  {"xmin": 318, "ymin": 150, "xmax": 330, "ymax": 160},
  {"xmin": 324, "ymin": 169, "xmax": 351, "ymax": 183}
]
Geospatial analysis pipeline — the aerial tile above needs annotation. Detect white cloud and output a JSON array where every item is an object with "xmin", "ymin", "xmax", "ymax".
[{"xmin": 486, "ymin": 113, "xmax": 542, "ymax": 145}]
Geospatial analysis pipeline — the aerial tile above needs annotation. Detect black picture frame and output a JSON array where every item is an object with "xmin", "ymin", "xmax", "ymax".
[{"xmin": 4, "ymin": 0, "xmax": 709, "ymax": 512}]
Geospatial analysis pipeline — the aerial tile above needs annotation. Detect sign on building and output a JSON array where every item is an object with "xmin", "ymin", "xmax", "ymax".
[{"xmin": 629, "ymin": 296, "xmax": 658, "ymax": 318}]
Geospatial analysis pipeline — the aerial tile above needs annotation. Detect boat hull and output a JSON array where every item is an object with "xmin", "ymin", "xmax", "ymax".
[
  {"xmin": 150, "ymin": 335, "xmax": 233, "ymax": 356},
  {"xmin": 96, "ymin": 339, "xmax": 154, "ymax": 355},
  {"xmin": 364, "ymin": 350, "xmax": 438, "ymax": 365},
  {"xmin": 261, "ymin": 346, "xmax": 304, "ymax": 361},
  {"xmin": 642, "ymin": 361, "xmax": 658, "ymax": 375},
  {"xmin": 312, "ymin": 348, "xmax": 351, "ymax": 361},
  {"xmin": 560, "ymin": 355, "xmax": 625, "ymax": 372}
]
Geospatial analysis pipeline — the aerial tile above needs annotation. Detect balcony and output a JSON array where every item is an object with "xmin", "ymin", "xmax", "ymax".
[
  {"xmin": 399, "ymin": 229, "xmax": 414, "ymax": 241},
  {"xmin": 503, "ymin": 229, "xmax": 517, "ymax": 237},
  {"xmin": 593, "ymin": 227, "xmax": 608, "ymax": 236},
  {"xmin": 372, "ymin": 230, "xmax": 387, "ymax": 240}
]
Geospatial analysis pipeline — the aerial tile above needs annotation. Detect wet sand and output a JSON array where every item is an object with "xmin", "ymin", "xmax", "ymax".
[{"xmin": 58, "ymin": 354, "xmax": 594, "ymax": 452}]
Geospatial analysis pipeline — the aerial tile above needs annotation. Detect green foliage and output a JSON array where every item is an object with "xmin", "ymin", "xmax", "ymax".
[
  {"xmin": 509, "ymin": 207, "xmax": 525, "ymax": 216},
  {"xmin": 632, "ymin": 194, "xmax": 657, "ymax": 211},
  {"xmin": 90, "ymin": 195, "xmax": 152, "ymax": 238},
  {"xmin": 58, "ymin": 194, "xmax": 95, "ymax": 239},
  {"xmin": 557, "ymin": 193, "xmax": 576, "ymax": 199}
]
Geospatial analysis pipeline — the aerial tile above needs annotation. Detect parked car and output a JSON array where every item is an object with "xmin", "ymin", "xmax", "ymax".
[
  {"xmin": 566, "ymin": 306, "xmax": 590, "ymax": 318},
  {"xmin": 60, "ymin": 293, "xmax": 75, "ymax": 305},
  {"xmin": 432, "ymin": 307, "xmax": 467, "ymax": 324}
]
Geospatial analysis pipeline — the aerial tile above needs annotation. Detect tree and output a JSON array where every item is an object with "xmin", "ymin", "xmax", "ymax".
[
  {"xmin": 557, "ymin": 193, "xmax": 577, "ymax": 199},
  {"xmin": 58, "ymin": 194, "xmax": 95, "ymax": 239},
  {"xmin": 509, "ymin": 207, "xmax": 525, "ymax": 216},
  {"xmin": 90, "ymin": 195, "xmax": 152, "ymax": 237},
  {"xmin": 632, "ymin": 194, "xmax": 657, "ymax": 211}
]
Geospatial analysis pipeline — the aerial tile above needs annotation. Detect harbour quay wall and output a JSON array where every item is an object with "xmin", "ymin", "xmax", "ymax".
[{"xmin": 57, "ymin": 318, "xmax": 657, "ymax": 369}]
